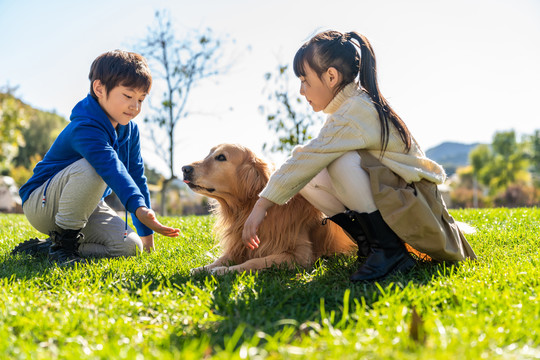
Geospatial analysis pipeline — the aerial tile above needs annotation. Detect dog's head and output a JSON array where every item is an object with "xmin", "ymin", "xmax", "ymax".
[{"xmin": 182, "ymin": 144, "xmax": 271, "ymax": 205}]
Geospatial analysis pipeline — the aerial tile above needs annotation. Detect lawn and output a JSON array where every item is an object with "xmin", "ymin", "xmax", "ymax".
[{"xmin": 0, "ymin": 208, "xmax": 539, "ymax": 359}]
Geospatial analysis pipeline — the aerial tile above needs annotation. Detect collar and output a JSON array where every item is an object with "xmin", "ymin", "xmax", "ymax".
[{"xmin": 323, "ymin": 82, "xmax": 361, "ymax": 114}]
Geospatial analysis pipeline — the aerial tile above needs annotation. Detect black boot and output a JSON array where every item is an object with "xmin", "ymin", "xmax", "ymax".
[
  {"xmin": 11, "ymin": 237, "xmax": 52, "ymax": 257},
  {"xmin": 349, "ymin": 210, "xmax": 415, "ymax": 282},
  {"xmin": 48, "ymin": 229, "xmax": 85, "ymax": 265},
  {"xmin": 324, "ymin": 211, "xmax": 370, "ymax": 257}
]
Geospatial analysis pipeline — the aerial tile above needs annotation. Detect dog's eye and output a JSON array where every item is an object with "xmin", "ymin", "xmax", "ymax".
[{"xmin": 215, "ymin": 154, "xmax": 227, "ymax": 162}]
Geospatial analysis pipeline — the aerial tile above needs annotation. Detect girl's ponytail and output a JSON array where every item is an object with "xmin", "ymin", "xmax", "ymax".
[{"xmin": 347, "ymin": 32, "xmax": 411, "ymax": 155}]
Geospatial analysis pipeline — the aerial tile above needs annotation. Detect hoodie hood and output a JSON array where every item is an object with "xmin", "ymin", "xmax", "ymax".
[{"xmin": 70, "ymin": 94, "xmax": 132, "ymax": 148}]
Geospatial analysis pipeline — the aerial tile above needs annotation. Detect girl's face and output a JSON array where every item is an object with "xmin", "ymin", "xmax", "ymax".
[{"xmin": 299, "ymin": 63, "xmax": 336, "ymax": 112}]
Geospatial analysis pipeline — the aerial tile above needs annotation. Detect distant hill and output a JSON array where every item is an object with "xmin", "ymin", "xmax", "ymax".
[{"xmin": 425, "ymin": 141, "xmax": 482, "ymax": 176}]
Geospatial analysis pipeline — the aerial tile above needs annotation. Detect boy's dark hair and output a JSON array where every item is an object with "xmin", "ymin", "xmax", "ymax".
[
  {"xmin": 89, "ymin": 50, "xmax": 152, "ymax": 99},
  {"xmin": 293, "ymin": 31, "xmax": 411, "ymax": 155}
]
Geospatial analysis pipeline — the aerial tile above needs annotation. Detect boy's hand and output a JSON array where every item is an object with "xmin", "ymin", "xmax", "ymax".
[
  {"xmin": 140, "ymin": 234, "xmax": 154, "ymax": 252},
  {"xmin": 135, "ymin": 207, "xmax": 180, "ymax": 237}
]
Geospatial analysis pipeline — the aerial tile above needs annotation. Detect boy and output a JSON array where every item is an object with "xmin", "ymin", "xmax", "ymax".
[{"xmin": 12, "ymin": 50, "xmax": 179, "ymax": 265}]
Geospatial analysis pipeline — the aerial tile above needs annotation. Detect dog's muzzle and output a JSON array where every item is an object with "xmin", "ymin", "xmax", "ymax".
[
  {"xmin": 181, "ymin": 165, "xmax": 215, "ymax": 193},
  {"xmin": 182, "ymin": 165, "xmax": 194, "ymax": 182}
]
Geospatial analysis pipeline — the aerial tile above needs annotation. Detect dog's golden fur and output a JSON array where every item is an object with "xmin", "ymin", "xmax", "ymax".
[{"xmin": 183, "ymin": 143, "xmax": 356, "ymax": 274}]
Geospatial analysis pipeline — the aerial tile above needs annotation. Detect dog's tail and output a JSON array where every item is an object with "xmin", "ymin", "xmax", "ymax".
[{"xmin": 311, "ymin": 220, "xmax": 357, "ymax": 258}]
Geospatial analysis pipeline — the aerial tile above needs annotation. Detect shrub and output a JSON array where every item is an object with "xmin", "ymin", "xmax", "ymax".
[
  {"xmin": 450, "ymin": 186, "xmax": 486, "ymax": 208},
  {"xmin": 493, "ymin": 183, "xmax": 539, "ymax": 207}
]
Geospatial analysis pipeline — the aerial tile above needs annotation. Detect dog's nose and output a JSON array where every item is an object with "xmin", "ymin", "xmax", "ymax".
[{"xmin": 182, "ymin": 165, "xmax": 194, "ymax": 176}]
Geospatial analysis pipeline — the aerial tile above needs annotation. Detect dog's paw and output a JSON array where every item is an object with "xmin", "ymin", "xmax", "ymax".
[
  {"xmin": 210, "ymin": 266, "xmax": 230, "ymax": 275},
  {"xmin": 190, "ymin": 266, "xmax": 213, "ymax": 275}
]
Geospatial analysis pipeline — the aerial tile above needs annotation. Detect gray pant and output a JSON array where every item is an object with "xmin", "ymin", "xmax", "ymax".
[{"xmin": 23, "ymin": 158, "xmax": 143, "ymax": 257}]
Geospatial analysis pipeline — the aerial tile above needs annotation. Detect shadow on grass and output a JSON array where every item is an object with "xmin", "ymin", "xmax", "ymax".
[
  {"xmin": 0, "ymin": 253, "xmax": 197, "ymax": 288},
  {"xmin": 167, "ymin": 254, "xmax": 461, "ymax": 351},
  {"xmin": 0, "ymin": 254, "xmax": 55, "ymax": 279},
  {"xmin": 0, "ymin": 253, "xmax": 116, "ymax": 280}
]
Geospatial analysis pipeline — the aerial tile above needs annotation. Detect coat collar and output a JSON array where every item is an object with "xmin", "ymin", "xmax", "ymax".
[{"xmin": 323, "ymin": 82, "xmax": 361, "ymax": 114}]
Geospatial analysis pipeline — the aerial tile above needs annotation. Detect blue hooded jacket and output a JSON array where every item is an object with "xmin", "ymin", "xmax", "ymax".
[{"xmin": 19, "ymin": 94, "xmax": 153, "ymax": 236}]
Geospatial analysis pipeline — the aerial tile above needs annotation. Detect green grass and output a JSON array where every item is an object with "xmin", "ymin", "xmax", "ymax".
[{"xmin": 1, "ymin": 208, "xmax": 539, "ymax": 359}]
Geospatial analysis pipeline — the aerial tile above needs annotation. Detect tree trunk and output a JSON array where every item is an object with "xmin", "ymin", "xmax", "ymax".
[{"xmin": 160, "ymin": 178, "xmax": 172, "ymax": 216}]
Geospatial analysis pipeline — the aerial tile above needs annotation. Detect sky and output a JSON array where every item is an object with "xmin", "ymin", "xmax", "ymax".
[{"xmin": 1, "ymin": 0, "xmax": 539, "ymax": 177}]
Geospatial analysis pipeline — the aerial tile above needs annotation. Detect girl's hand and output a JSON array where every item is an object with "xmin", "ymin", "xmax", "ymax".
[
  {"xmin": 135, "ymin": 207, "xmax": 180, "ymax": 237},
  {"xmin": 242, "ymin": 198, "xmax": 275, "ymax": 250}
]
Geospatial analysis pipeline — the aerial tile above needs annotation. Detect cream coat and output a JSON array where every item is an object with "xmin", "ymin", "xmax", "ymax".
[{"xmin": 260, "ymin": 83, "xmax": 446, "ymax": 205}]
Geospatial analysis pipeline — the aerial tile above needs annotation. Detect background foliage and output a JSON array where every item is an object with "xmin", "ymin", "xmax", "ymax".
[
  {"xmin": 0, "ymin": 92, "xmax": 67, "ymax": 184},
  {"xmin": 450, "ymin": 130, "xmax": 540, "ymax": 208},
  {"xmin": 260, "ymin": 64, "xmax": 323, "ymax": 154}
]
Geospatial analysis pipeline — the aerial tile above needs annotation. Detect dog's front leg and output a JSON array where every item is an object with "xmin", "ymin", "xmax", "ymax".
[
  {"xmin": 190, "ymin": 254, "xmax": 233, "ymax": 275},
  {"xmin": 211, "ymin": 253, "xmax": 298, "ymax": 275}
]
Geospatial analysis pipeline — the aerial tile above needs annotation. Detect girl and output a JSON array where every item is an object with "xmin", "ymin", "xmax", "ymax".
[{"xmin": 242, "ymin": 31, "xmax": 476, "ymax": 282}]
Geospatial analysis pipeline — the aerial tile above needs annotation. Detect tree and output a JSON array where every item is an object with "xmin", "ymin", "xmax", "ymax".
[
  {"xmin": 13, "ymin": 109, "xmax": 66, "ymax": 169},
  {"xmin": 1, "ymin": 90, "xmax": 67, "ymax": 182},
  {"xmin": 0, "ymin": 92, "xmax": 25, "ymax": 173},
  {"xmin": 450, "ymin": 165, "xmax": 486, "ymax": 208},
  {"xmin": 529, "ymin": 130, "xmax": 540, "ymax": 184},
  {"xmin": 139, "ymin": 10, "xmax": 228, "ymax": 215},
  {"xmin": 470, "ymin": 130, "xmax": 530, "ymax": 195},
  {"xmin": 144, "ymin": 166, "xmax": 163, "ymax": 186},
  {"xmin": 260, "ymin": 64, "xmax": 323, "ymax": 154}
]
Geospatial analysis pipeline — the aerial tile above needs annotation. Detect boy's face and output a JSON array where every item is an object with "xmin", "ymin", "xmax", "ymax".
[{"xmin": 93, "ymin": 80, "xmax": 147, "ymax": 128}]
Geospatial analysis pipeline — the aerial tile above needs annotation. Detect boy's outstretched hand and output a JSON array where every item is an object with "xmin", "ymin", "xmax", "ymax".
[{"xmin": 136, "ymin": 206, "xmax": 180, "ymax": 237}]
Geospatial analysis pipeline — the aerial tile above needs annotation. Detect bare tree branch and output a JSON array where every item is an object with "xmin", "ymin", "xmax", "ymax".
[
  {"xmin": 137, "ymin": 10, "xmax": 230, "ymax": 215},
  {"xmin": 261, "ymin": 63, "xmax": 323, "ymax": 154}
]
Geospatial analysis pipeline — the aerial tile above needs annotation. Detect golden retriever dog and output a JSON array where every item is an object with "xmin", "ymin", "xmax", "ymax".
[{"xmin": 182, "ymin": 143, "xmax": 356, "ymax": 275}]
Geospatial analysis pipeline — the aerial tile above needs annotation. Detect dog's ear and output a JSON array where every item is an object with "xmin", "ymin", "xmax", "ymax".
[{"xmin": 238, "ymin": 156, "xmax": 271, "ymax": 199}]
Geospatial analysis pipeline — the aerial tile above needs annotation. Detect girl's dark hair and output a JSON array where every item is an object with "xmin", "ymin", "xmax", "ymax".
[
  {"xmin": 89, "ymin": 50, "xmax": 152, "ymax": 99},
  {"xmin": 293, "ymin": 30, "xmax": 411, "ymax": 154}
]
